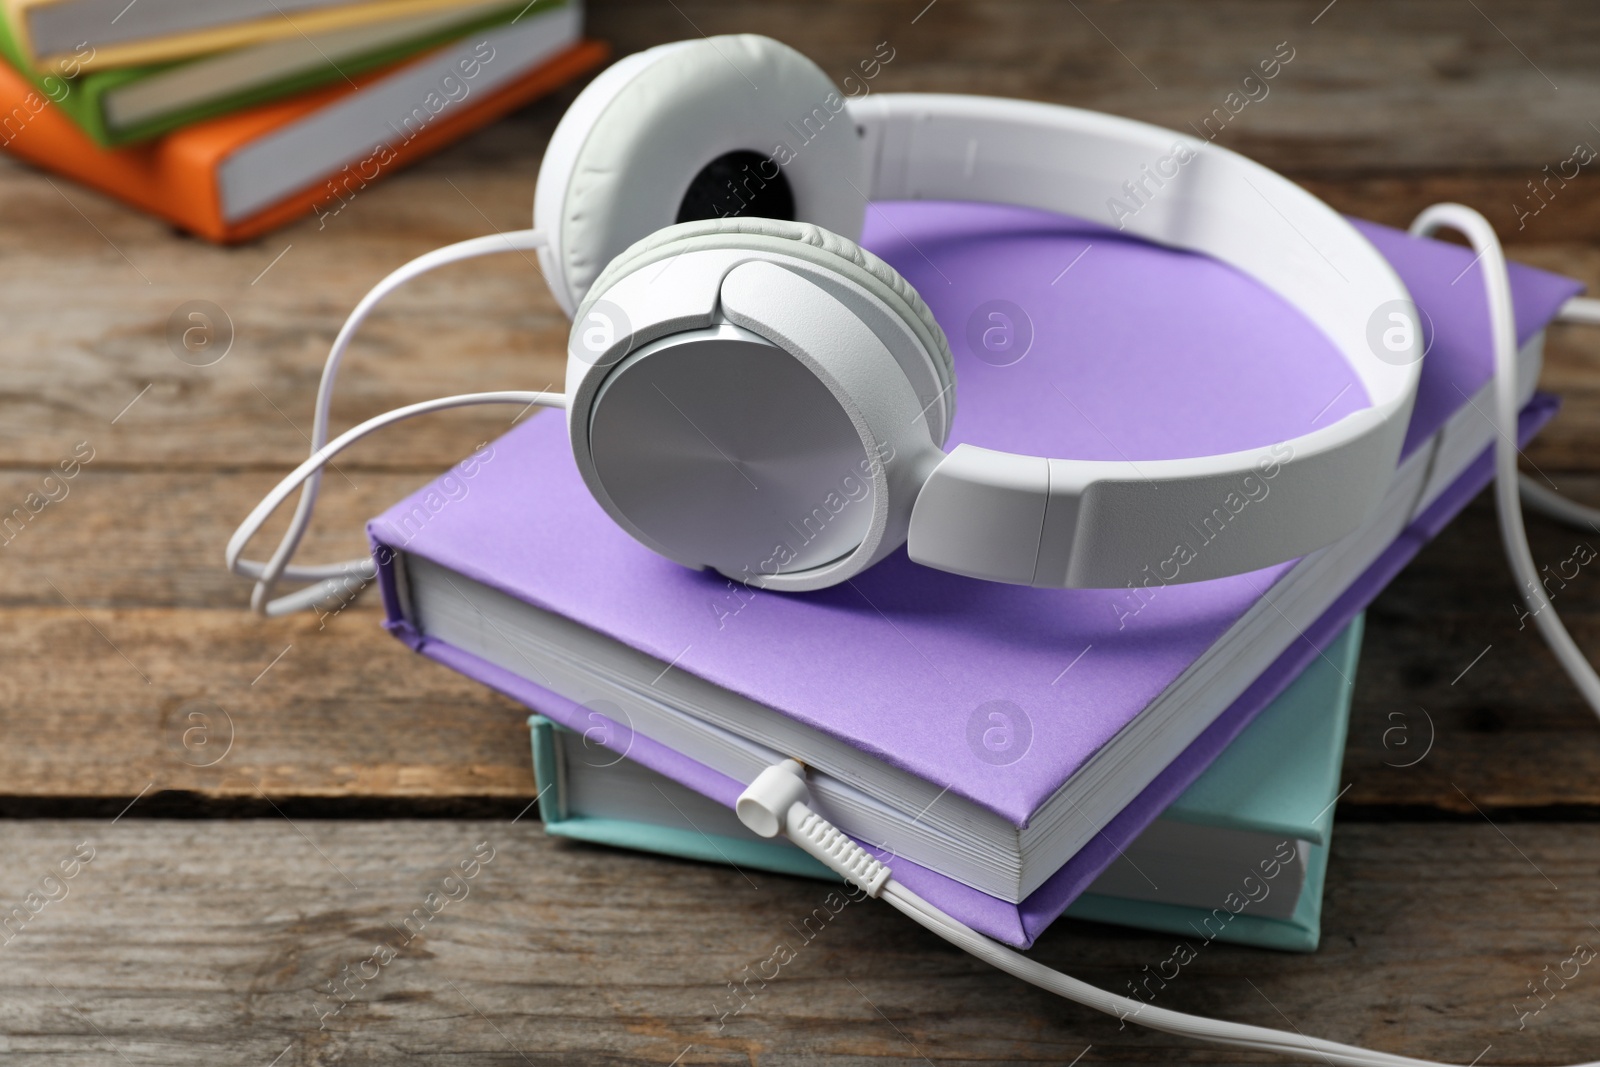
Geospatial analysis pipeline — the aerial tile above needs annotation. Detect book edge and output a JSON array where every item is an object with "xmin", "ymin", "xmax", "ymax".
[{"xmin": 370, "ymin": 398, "xmax": 1554, "ymax": 948}]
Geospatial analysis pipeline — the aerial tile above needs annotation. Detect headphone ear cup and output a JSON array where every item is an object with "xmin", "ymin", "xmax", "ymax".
[
  {"xmin": 576, "ymin": 216, "xmax": 957, "ymax": 444},
  {"xmin": 534, "ymin": 35, "xmax": 867, "ymax": 316},
  {"xmin": 564, "ymin": 217, "xmax": 956, "ymax": 591}
]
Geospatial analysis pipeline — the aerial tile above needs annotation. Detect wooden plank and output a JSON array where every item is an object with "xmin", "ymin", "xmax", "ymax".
[
  {"xmin": 0, "ymin": 166, "xmax": 571, "ymax": 470},
  {"xmin": 0, "ymin": 468, "xmax": 480, "ymax": 608},
  {"xmin": 1342, "ymin": 488, "xmax": 1600, "ymax": 811},
  {"xmin": 7, "ymin": 2, "xmax": 1600, "ymax": 1061},
  {"xmin": 3, "ymin": 158, "xmax": 1599, "ymax": 474},
  {"xmin": 0, "ymin": 818, "xmax": 1595, "ymax": 1064},
  {"xmin": 5, "ymin": 1, "xmax": 1600, "ymax": 469},
  {"xmin": 587, "ymin": 0, "xmax": 1600, "ymax": 172},
  {"xmin": 5, "ymin": 468, "xmax": 1600, "ymax": 809},
  {"xmin": 0, "ymin": 605, "xmax": 536, "ymax": 807}
]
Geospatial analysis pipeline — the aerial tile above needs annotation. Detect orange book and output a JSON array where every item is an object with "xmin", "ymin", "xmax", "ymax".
[{"xmin": 0, "ymin": 26, "xmax": 606, "ymax": 243}]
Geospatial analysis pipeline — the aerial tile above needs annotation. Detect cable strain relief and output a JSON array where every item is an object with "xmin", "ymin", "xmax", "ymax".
[
  {"xmin": 787, "ymin": 805, "xmax": 890, "ymax": 897},
  {"xmin": 736, "ymin": 759, "xmax": 811, "ymax": 838}
]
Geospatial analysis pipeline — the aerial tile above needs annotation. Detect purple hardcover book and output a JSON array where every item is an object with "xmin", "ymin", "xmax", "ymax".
[{"xmin": 371, "ymin": 202, "xmax": 1579, "ymax": 947}]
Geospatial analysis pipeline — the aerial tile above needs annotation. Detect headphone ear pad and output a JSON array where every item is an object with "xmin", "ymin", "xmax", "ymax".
[{"xmin": 534, "ymin": 35, "xmax": 867, "ymax": 316}]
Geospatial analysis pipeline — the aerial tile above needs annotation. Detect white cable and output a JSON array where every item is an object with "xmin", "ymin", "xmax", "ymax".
[
  {"xmin": 1515, "ymin": 297, "xmax": 1600, "ymax": 531},
  {"xmin": 878, "ymin": 881, "xmax": 1442, "ymax": 1067},
  {"xmin": 226, "ymin": 390, "xmax": 566, "ymax": 616},
  {"xmin": 1410, "ymin": 205, "xmax": 1600, "ymax": 715},
  {"xmin": 1558, "ymin": 294, "xmax": 1600, "ymax": 326},
  {"xmin": 1521, "ymin": 475, "xmax": 1600, "ymax": 531},
  {"xmin": 735, "ymin": 760, "xmax": 1600, "ymax": 1067},
  {"xmin": 231, "ymin": 228, "xmax": 551, "ymax": 615},
  {"xmin": 852, "ymin": 209, "xmax": 1600, "ymax": 1064}
]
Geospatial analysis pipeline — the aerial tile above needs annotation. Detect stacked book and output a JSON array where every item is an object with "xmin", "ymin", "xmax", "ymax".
[
  {"xmin": 367, "ymin": 200, "xmax": 1583, "ymax": 952},
  {"xmin": 531, "ymin": 614, "xmax": 1363, "ymax": 951},
  {"xmin": 0, "ymin": 0, "xmax": 605, "ymax": 240}
]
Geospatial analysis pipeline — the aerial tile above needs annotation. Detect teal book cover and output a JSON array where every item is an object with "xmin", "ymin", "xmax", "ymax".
[{"xmin": 530, "ymin": 615, "xmax": 1363, "ymax": 952}]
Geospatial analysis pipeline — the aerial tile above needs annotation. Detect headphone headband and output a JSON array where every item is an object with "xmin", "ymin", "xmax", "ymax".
[{"xmin": 851, "ymin": 93, "xmax": 1421, "ymax": 585}]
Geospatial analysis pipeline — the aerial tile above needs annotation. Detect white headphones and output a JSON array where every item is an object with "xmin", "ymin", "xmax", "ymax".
[
  {"xmin": 227, "ymin": 35, "xmax": 1600, "ymax": 1067},
  {"xmin": 230, "ymin": 33, "xmax": 1423, "ymax": 606},
  {"xmin": 542, "ymin": 36, "xmax": 1424, "ymax": 592}
]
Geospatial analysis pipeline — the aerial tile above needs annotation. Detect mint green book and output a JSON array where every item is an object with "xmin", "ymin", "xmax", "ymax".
[
  {"xmin": 0, "ymin": 0, "xmax": 555, "ymax": 147},
  {"xmin": 530, "ymin": 615, "xmax": 1362, "ymax": 953}
]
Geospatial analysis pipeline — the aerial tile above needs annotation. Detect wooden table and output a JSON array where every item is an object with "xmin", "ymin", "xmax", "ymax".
[{"xmin": 5, "ymin": 1, "xmax": 1600, "ymax": 1062}]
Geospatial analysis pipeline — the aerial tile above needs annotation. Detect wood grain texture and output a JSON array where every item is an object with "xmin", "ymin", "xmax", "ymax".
[
  {"xmin": 6, "ymin": 1, "xmax": 1600, "ymax": 1061},
  {"xmin": 1, "ymin": 0, "xmax": 1599, "ymax": 814},
  {"xmin": 0, "ymin": 603, "xmax": 536, "ymax": 806},
  {"xmin": 6, "ymin": 1, "xmax": 1600, "ymax": 464},
  {"xmin": 5, "ymin": 468, "xmax": 1600, "ymax": 812},
  {"xmin": 1342, "ymin": 486, "xmax": 1600, "ymax": 812},
  {"xmin": 0, "ymin": 166, "xmax": 571, "ymax": 470},
  {"xmin": 1, "ymin": 819, "xmax": 1597, "ymax": 1066},
  {"xmin": 585, "ymin": 0, "xmax": 1600, "ymax": 167}
]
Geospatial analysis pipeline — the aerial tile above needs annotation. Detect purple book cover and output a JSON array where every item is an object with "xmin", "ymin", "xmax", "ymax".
[{"xmin": 371, "ymin": 202, "xmax": 1580, "ymax": 947}]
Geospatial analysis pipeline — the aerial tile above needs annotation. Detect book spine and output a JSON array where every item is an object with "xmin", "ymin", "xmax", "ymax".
[
  {"xmin": 216, "ymin": 40, "xmax": 608, "ymax": 244},
  {"xmin": 31, "ymin": 0, "xmax": 510, "ymax": 73}
]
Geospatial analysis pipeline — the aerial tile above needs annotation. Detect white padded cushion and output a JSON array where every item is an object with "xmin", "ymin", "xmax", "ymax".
[
  {"xmin": 535, "ymin": 35, "xmax": 867, "ymax": 314},
  {"xmin": 578, "ymin": 216, "xmax": 957, "ymax": 427}
]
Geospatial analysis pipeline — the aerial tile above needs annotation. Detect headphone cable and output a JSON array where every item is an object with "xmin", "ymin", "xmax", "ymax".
[
  {"xmin": 226, "ymin": 227, "xmax": 554, "ymax": 616},
  {"xmin": 739, "ymin": 206, "xmax": 1600, "ymax": 1066}
]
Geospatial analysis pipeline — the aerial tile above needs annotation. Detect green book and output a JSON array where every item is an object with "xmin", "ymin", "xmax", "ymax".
[
  {"xmin": 529, "ymin": 615, "xmax": 1362, "ymax": 953},
  {"xmin": 0, "ymin": 0, "xmax": 557, "ymax": 147}
]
